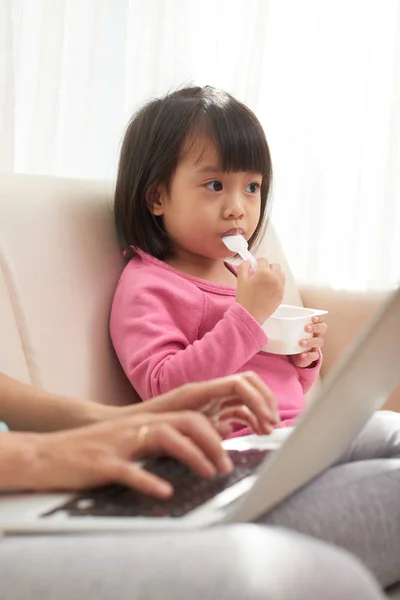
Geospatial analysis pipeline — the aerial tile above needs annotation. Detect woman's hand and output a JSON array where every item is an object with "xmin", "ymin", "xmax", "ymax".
[
  {"xmin": 0, "ymin": 374, "xmax": 279, "ymax": 496},
  {"xmin": 115, "ymin": 372, "xmax": 280, "ymax": 435},
  {"xmin": 290, "ymin": 316, "xmax": 328, "ymax": 368},
  {"xmin": 3, "ymin": 411, "xmax": 235, "ymax": 497}
]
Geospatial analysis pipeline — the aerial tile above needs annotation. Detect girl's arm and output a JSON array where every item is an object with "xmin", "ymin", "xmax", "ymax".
[
  {"xmin": 110, "ymin": 279, "xmax": 267, "ymax": 400},
  {"xmin": 290, "ymin": 316, "xmax": 327, "ymax": 392}
]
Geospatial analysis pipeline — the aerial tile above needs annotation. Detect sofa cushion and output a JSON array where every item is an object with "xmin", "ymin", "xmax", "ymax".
[{"xmin": 0, "ymin": 174, "xmax": 137, "ymax": 405}]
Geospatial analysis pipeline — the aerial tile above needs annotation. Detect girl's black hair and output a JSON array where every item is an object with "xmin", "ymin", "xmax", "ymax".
[{"xmin": 114, "ymin": 85, "xmax": 272, "ymax": 259}]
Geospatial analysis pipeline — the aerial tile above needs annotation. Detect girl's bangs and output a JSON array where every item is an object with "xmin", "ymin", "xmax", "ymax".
[{"xmin": 191, "ymin": 102, "xmax": 270, "ymax": 176}]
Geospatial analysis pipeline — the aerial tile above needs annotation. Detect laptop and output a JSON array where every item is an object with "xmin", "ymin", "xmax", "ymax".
[{"xmin": 1, "ymin": 286, "xmax": 399, "ymax": 535}]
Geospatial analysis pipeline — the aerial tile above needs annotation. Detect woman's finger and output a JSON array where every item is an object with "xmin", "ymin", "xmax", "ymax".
[
  {"xmin": 200, "ymin": 396, "xmax": 227, "ymax": 417},
  {"xmin": 204, "ymin": 395, "xmax": 253, "ymax": 414},
  {"xmin": 147, "ymin": 374, "xmax": 278, "ymax": 429},
  {"xmin": 169, "ymin": 376, "xmax": 277, "ymax": 428},
  {"xmin": 217, "ymin": 406, "xmax": 270, "ymax": 435},
  {"xmin": 143, "ymin": 418, "xmax": 233, "ymax": 477},
  {"xmin": 105, "ymin": 459, "xmax": 174, "ymax": 499},
  {"xmin": 208, "ymin": 400, "xmax": 268, "ymax": 434},
  {"xmin": 213, "ymin": 417, "xmax": 234, "ymax": 437},
  {"xmin": 144, "ymin": 375, "xmax": 279, "ymax": 436},
  {"xmin": 241, "ymin": 371, "xmax": 279, "ymax": 422},
  {"xmin": 167, "ymin": 412, "xmax": 234, "ymax": 474},
  {"xmin": 118, "ymin": 412, "xmax": 231, "ymax": 475},
  {"xmin": 218, "ymin": 374, "xmax": 278, "ymax": 429},
  {"xmin": 203, "ymin": 394, "xmax": 263, "ymax": 418}
]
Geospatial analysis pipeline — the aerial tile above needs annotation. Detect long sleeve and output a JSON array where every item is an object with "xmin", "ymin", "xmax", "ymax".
[
  {"xmin": 110, "ymin": 272, "xmax": 267, "ymax": 400},
  {"xmin": 294, "ymin": 352, "xmax": 322, "ymax": 394}
]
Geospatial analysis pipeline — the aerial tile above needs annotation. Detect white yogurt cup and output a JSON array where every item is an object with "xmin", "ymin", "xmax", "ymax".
[{"xmin": 262, "ymin": 304, "xmax": 328, "ymax": 355}]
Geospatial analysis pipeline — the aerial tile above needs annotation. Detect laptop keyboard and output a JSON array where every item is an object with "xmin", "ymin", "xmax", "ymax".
[{"xmin": 44, "ymin": 448, "xmax": 270, "ymax": 519}]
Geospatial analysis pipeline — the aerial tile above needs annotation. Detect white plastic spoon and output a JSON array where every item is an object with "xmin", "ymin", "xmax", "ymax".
[{"xmin": 221, "ymin": 235, "xmax": 258, "ymax": 271}]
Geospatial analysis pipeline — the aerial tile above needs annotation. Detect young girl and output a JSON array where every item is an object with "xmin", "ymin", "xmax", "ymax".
[
  {"xmin": 108, "ymin": 87, "xmax": 400, "ymax": 589},
  {"xmin": 110, "ymin": 85, "xmax": 327, "ymax": 435}
]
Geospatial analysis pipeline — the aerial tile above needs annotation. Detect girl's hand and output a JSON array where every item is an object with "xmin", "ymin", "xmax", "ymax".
[
  {"xmin": 10, "ymin": 411, "xmax": 235, "ymax": 497},
  {"xmin": 117, "ymin": 372, "xmax": 280, "ymax": 435},
  {"xmin": 236, "ymin": 259, "xmax": 285, "ymax": 325},
  {"xmin": 290, "ymin": 316, "xmax": 328, "ymax": 368}
]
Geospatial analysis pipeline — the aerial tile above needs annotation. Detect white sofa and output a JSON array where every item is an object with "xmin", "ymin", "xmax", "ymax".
[{"xmin": 0, "ymin": 173, "xmax": 399, "ymax": 597}]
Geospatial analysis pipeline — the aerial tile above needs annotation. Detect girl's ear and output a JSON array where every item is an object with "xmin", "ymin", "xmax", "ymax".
[{"xmin": 146, "ymin": 183, "xmax": 167, "ymax": 216}]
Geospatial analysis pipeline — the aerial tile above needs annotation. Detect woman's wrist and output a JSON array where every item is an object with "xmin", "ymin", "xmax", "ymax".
[
  {"xmin": 68, "ymin": 399, "xmax": 110, "ymax": 427},
  {"xmin": 99, "ymin": 402, "xmax": 146, "ymax": 421},
  {"xmin": 26, "ymin": 395, "xmax": 118, "ymax": 432},
  {"xmin": 45, "ymin": 399, "xmax": 144, "ymax": 429},
  {"xmin": 0, "ymin": 432, "xmax": 39, "ymax": 491},
  {"xmin": 0, "ymin": 373, "xmax": 113, "ymax": 432}
]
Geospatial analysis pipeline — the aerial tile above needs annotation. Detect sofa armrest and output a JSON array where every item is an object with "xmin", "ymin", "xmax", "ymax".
[{"xmin": 299, "ymin": 285, "xmax": 400, "ymax": 411}]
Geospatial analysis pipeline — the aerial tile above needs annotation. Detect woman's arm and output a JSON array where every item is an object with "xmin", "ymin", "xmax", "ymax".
[
  {"xmin": 0, "ymin": 374, "xmax": 103, "ymax": 432},
  {"xmin": 0, "ymin": 371, "xmax": 278, "ymax": 435},
  {"xmin": 0, "ymin": 372, "xmax": 278, "ymax": 493}
]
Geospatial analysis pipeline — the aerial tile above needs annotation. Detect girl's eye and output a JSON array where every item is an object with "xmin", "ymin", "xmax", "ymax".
[
  {"xmin": 245, "ymin": 182, "xmax": 261, "ymax": 193},
  {"xmin": 205, "ymin": 180, "xmax": 223, "ymax": 192}
]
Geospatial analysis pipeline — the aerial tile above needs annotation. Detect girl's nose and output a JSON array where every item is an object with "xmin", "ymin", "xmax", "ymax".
[{"xmin": 223, "ymin": 196, "xmax": 244, "ymax": 219}]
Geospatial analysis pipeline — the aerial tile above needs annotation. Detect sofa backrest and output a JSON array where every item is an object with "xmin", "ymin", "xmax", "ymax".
[{"xmin": 0, "ymin": 173, "xmax": 302, "ymax": 405}]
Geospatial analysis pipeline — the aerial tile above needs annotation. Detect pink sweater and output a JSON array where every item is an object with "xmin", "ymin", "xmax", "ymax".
[{"xmin": 110, "ymin": 249, "xmax": 321, "ymax": 434}]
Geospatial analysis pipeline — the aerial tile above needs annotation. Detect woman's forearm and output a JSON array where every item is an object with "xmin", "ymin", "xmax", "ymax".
[{"xmin": 0, "ymin": 373, "xmax": 104, "ymax": 432}]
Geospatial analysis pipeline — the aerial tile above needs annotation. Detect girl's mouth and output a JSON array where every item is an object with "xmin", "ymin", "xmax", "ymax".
[{"xmin": 220, "ymin": 227, "xmax": 245, "ymax": 237}]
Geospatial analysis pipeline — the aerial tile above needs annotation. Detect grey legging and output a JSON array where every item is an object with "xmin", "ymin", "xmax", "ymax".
[
  {"xmin": 261, "ymin": 410, "xmax": 400, "ymax": 588},
  {"xmin": 1, "ymin": 410, "xmax": 399, "ymax": 599}
]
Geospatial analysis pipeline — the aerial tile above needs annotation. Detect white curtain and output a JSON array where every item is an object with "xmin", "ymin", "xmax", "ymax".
[{"xmin": 1, "ymin": 0, "xmax": 399, "ymax": 291}]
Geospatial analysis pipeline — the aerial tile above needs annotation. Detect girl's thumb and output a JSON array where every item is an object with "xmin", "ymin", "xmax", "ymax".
[{"xmin": 236, "ymin": 260, "xmax": 252, "ymax": 283}]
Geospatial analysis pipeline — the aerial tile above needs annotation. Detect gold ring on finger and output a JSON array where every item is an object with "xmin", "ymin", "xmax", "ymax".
[{"xmin": 137, "ymin": 425, "xmax": 149, "ymax": 450}]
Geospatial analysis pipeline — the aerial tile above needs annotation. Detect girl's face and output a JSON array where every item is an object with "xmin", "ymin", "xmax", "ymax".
[{"xmin": 152, "ymin": 139, "xmax": 262, "ymax": 262}]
